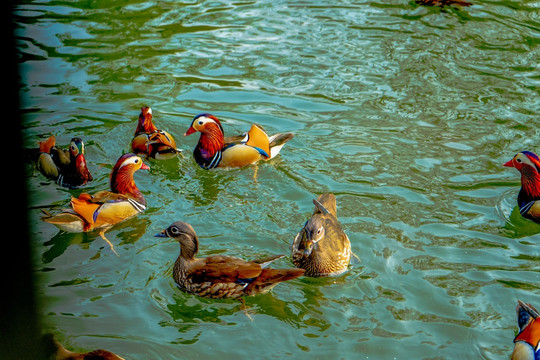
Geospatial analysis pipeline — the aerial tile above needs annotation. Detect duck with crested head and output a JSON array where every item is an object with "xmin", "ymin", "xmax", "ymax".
[
  {"xmin": 504, "ymin": 151, "xmax": 540, "ymax": 224},
  {"xmin": 42, "ymin": 153, "xmax": 149, "ymax": 255},
  {"xmin": 155, "ymin": 221, "xmax": 305, "ymax": 298},
  {"xmin": 42, "ymin": 333, "xmax": 125, "ymax": 360},
  {"xmin": 37, "ymin": 135, "xmax": 93, "ymax": 188},
  {"xmin": 184, "ymin": 113, "xmax": 294, "ymax": 169},
  {"xmin": 291, "ymin": 193, "xmax": 352, "ymax": 277},
  {"xmin": 131, "ymin": 106, "xmax": 182, "ymax": 159},
  {"xmin": 512, "ymin": 300, "xmax": 540, "ymax": 360}
]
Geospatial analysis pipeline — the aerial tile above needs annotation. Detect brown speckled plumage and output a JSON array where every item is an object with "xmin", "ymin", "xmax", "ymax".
[
  {"xmin": 291, "ymin": 193, "xmax": 352, "ymax": 277},
  {"xmin": 156, "ymin": 221, "xmax": 305, "ymax": 299}
]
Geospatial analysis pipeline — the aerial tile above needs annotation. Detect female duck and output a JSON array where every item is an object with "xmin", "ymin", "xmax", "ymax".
[
  {"xmin": 156, "ymin": 221, "xmax": 305, "ymax": 298},
  {"xmin": 503, "ymin": 151, "xmax": 540, "ymax": 224},
  {"xmin": 512, "ymin": 300, "xmax": 540, "ymax": 360},
  {"xmin": 131, "ymin": 106, "xmax": 182, "ymax": 159},
  {"xmin": 37, "ymin": 135, "xmax": 93, "ymax": 188},
  {"xmin": 184, "ymin": 113, "xmax": 294, "ymax": 169},
  {"xmin": 42, "ymin": 333, "xmax": 125, "ymax": 360},
  {"xmin": 291, "ymin": 193, "xmax": 352, "ymax": 277},
  {"xmin": 42, "ymin": 153, "xmax": 149, "ymax": 254}
]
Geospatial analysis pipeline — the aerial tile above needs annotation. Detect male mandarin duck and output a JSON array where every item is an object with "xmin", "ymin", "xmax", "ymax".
[
  {"xmin": 42, "ymin": 153, "xmax": 149, "ymax": 255},
  {"xmin": 512, "ymin": 300, "xmax": 540, "ymax": 359},
  {"xmin": 184, "ymin": 113, "xmax": 294, "ymax": 169},
  {"xmin": 131, "ymin": 106, "xmax": 182, "ymax": 159},
  {"xmin": 42, "ymin": 333, "xmax": 125, "ymax": 360},
  {"xmin": 291, "ymin": 193, "xmax": 352, "ymax": 277},
  {"xmin": 155, "ymin": 221, "xmax": 305, "ymax": 299},
  {"xmin": 504, "ymin": 151, "xmax": 540, "ymax": 224},
  {"xmin": 37, "ymin": 135, "xmax": 93, "ymax": 188}
]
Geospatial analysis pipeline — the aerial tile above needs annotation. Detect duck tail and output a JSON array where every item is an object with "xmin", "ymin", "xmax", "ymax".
[
  {"xmin": 268, "ymin": 132, "xmax": 294, "ymax": 159},
  {"xmin": 245, "ymin": 268, "xmax": 305, "ymax": 295}
]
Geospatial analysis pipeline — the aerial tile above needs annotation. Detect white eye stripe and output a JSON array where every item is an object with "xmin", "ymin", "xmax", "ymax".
[
  {"xmin": 119, "ymin": 156, "xmax": 141, "ymax": 169},
  {"xmin": 195, "ymin": 116, "xmax": 217, "ymax": 126}
]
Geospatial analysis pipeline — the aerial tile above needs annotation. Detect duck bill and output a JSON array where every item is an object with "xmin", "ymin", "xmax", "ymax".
[
  {"xmin": 184, "ymin": 126, "xmax": 196, "ymax": 136},
  {"xmin": 303, "ymin": 241, "xmax": 314, "ymax": 257},
  {"xmin": 503, "ymin": 159, "xmax": 514, "ymax": 167},
  {"xmin": 155, "ymin": 230, "xmax": 168, "ymax": 238},
  {"xmin": 140, "ymin": 162, "xmax": 150, "ymax": 170}
]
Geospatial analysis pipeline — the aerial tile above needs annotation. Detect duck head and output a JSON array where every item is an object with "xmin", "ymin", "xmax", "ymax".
[
  {"xmin": 155, "ymin": 221, "xmax": 199, "ymax": 259},
  {"xmin": 504, "ymin": 151, "xmax": 540, "ymax": 198},
  {"xmin": 297, "ymin": 217, "xmax": 325, "ymax": 257},
  {"xmin": 184, "ymin": 113, "xmax": 224, "ymax": 137},
  {"xmin": 69, "ymin": 137, "xmax": 90, "ymax": 171},
  {"xmin": 109, "ymin": 153, "xmax": 149, "ymax": 196},
  {"xmin": 135, "ymin": 106, "xmax": 158, "ymax": 134}
]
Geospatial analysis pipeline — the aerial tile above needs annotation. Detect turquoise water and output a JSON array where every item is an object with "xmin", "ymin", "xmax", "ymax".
[{"xmin": 16, "ymin": 0, "xmax": 540, "ymax": 359}]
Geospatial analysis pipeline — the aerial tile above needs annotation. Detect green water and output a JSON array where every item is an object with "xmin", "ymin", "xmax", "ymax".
[{"xmin": 16, "ymin": 0, "xmax": 540, "ymax": 359}]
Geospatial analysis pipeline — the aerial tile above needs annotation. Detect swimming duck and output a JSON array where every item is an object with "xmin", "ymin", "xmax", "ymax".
[
  {"xmin": 155, "ymin": 221, "xmax": 305, "ymax": 298},
  {"xmin": 37, "ymin": 135, "xmax": 93, "ymax": 188},
  {"xmin": 131, "ymin": 106, "xmax": 182, "ymax": 159},
  {"xmin": 415, "ymin": 0, "xmax": 472, "ymax": 6},
  {"xmin": 512, "ymin": 300, "xmax": 540, "ymax": 360},
  {"xmin": 503, "ymin": 151, "xmax": 540, "ymax": 224},
  {"xmin": 42, "ymin": 333, "xmax": 125, "ymax": 360},
  {"xmin": 42, "ymin": 153, "xmax": 149, "ymax": 255},
  {"xmin": 184, "ymin": 113, "xmax": 294, "ymax": 169},
  {"xmin": 291, "ymin": 193, "xmax": 352, "ymax": 277}
]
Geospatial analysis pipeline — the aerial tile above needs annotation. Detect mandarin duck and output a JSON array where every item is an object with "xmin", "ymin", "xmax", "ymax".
[
  {"xmin": 291, "ymin": 193, "xmax": 352, "ymax": 277},
  {"xmin": 42, "ymin": 153, "xmax": 149, "ymax": 255},
  {"xmin": 37, "ymin": 135, "xmax": 93, "ymax": 188},
  {"xmin": 184, "ymin": 113, "xmax": 294, "ymax": 169},
  {"xmin": 512, "ymin": 300, "xmax": 540, "ymax": 359},
  {"xmin": 42, "ymin": 333, "xmax": 125, "ymax": 360},
  {"xmin": 415, "ymin": 0, "xmax": 472, "ymax": 6},
  {"xmin": 504, "ymin": 151, "xmax": 540, "ymax": 224},
  {"xmin": 155, "ymin": 221, "xmax": 305, "ymax": 299},
  {"xmin": 131, "ymin": 106, "xmax": 182, "ymax": 159}
]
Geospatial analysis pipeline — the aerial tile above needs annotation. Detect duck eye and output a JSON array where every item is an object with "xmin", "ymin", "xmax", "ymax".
[
  {"xmin": 317, "ymin": 227, "xmax": 322, "ymax": 235},
  {"xmin": 134, "ymin": 158, "xmax": 139, "ymax": 163},
  {"xmin": 517, "ymin": 158, "xmax": 522, "ymax": 163},
  {"xmin": 198, "ymin": 120, "xmax": 204, "ymax": 125}
]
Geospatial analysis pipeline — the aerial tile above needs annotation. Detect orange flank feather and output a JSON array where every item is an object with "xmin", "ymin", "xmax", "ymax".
[
  {"xmin": 131, "ymin": 106, "xmax": 181, "ymax": 159},
  {"xmin": 42, "ymin": 153, "xmax": 149, "ymax": 255}
]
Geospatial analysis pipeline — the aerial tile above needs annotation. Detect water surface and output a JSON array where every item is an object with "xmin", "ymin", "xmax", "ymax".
[{"xmin": 16, "ymin": 0, "xmax": 540, "ymax": 359}]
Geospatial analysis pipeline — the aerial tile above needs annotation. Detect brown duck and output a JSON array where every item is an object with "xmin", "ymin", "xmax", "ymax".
[
  {"xmin": 155, "ymin": 221, "xmax": 305, "ymax": 299},
  {"xmin": 42, "ymin": 333, "xmax": 125, "ymax": 360},
  {"xmin": 291, "ymin": 193, "xmax": 352, "ymax": 277}
]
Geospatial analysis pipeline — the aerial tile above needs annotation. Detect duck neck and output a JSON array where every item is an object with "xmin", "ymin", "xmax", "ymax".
[
  {"xmin": 111, "ymin": 170, "xmax": 145, "ymax": 205},
  {"xmin": 520, "ymin": 166, "xmax": 540, "ymax": 202},
  {"xmin": 197, "ymin": 126, "xmax": 225, "ymax": 159},
  {"xmin": 179, "ymin": 236, "xmax": 198, "ymax": 260}
]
